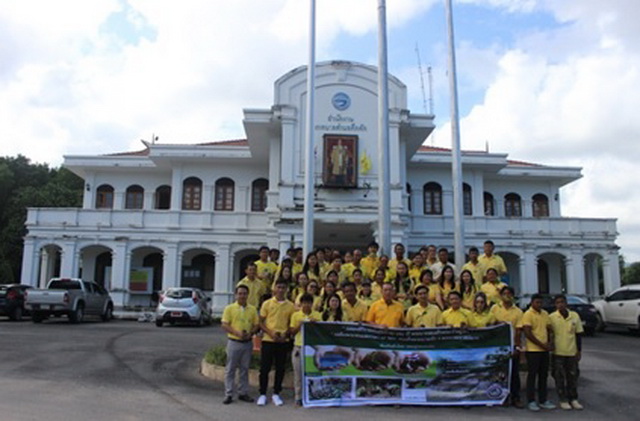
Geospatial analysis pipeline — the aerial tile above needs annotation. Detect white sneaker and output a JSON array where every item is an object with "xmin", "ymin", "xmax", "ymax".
[
  {"xmin": 257, "ymin": 395, "xmax": 267, "ymax": 406},
  {"xmin": 559, "ymin": 401, "xmax": 572, "ymax": 410},
  {"xmin": 272, "ymin": 394, "xmax": 284, "ymax": 406},
  {"xmin": 570, "ymin": 400, "xmax": 584, "ymax": 410}
]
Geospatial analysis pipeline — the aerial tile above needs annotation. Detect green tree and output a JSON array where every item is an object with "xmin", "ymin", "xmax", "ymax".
[
  {"xmin": 622, "ymin": 262, "xmax": 640, "ymax": 285},
  {"xmin": 0, "ymin": 156, "xmax": 82, "ymax": 283}
]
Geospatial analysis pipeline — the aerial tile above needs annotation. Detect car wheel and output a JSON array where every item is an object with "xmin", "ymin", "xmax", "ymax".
[
  {"xmin": 70, "ymin": 304, "xmax": 84, "ymax": 324},
  {"xmin": 155, "ymin": 319, "xmax": 163, "ymax": 327},
  {"xmin": 595, "ymin": 313, "xmax": 605, "ymax": 332},
  {"xmin": 10, "ymin": 306, "xmax": 23, "ymax": 321},
  {"xmin": 101, "ymin": 304, "xmax": 113, "ymax": 322},
  {"xmin": 32, "ymin": 312, "xmax": 43, "ymax": 323}
]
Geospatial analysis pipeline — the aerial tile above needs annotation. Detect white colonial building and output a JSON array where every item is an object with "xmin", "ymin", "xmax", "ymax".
[{"xmin": 20, "ymin": 61, "xmax": 621, "ymax": 313}]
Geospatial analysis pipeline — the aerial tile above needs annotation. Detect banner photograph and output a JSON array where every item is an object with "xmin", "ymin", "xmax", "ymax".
[{"xmin": 302, "ymin": 322, "xmax": 513, "ymax": 407}]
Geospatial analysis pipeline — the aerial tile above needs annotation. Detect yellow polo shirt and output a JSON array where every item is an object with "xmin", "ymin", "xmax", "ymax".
[
  {"xmin": 389, "ymin": 257, "xmax": 412, "ymax": 272},
  {"xmin": 295, "ymin": 293, "xmax": 322, "ymax": 312},
  {"xmin": 260, "ymin": 297, "xmax": 295, "ymax": 342},
  {"xmin": 342, "ymin": 298, "xmax": 369, "ymax": 322},
  {"xmin": 365, "ymin": 299, "xmax": 405, "ymax": 328},
  {"xmin": 442, "ymin": 307, "xmax": 471, "ymax": 327},
  {"xmin": 361, "ymin": 254, "xmax": 379, "ymax": 277},
  {"xmin": 550, "ymin": 310, "xmax": 584, "ymax": 357},
  {"xmin": 461, "ymin": 261, "xmax": 486, "ymax": 287},
  {"xmin": 491, "ymin": 303, "xmax": 524, "ymax": 329},
  {"xmin": 405, "ymin": 303, "xmax": 443, "ymax": 328},
  {"xmin": 522, "ymin": 308, "xmax": 551, "ymax": 352},
  {"xmin": 255, "ymin": 259, "xmax": 278, "ymax": 289},
  {"xmin": 341, "ymin": 262, "xmax": 364, "ymax": 282},
  {"xmin": 478, "ymin": 254, "xmax": 507, "ymax": 275},
  {"xmin": 468, "ymin": 310, "xmax": 497, "ymax": 328},
  {"xmin": 236, "ymin": 277, "xmax": 266, "ymax": 309},
  {"xmin": 461, "ymin": 286, "xmax": 477, "ymax": 309},
  {"xmin": 370, "ymin": 282, "xmax": 384, "ymax": 301},
  {"xmin": 358, "ymin": 294, "xmax": 375, "ymax": 308},
  {"xmin": 370, "ymin": 268, "xmax": 395, "ymax": 284},
  {"xmin": 290, "ymin": 310, "xmax": 322, "ymax": 347},
  {"xmin": 221, "ymin": 302, "xmax": 259, "ymax": 341},
  {"xmin": 481, "ymin": 281, "xmax": 507, "ymax": 306},
  {"xmin": 409, "ymin": 265, "xmax": 426, "ymax": 283}
]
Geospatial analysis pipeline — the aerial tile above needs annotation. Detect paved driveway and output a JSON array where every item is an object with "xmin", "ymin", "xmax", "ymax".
[{"xmin": 0, "ymin": 318, "xmax": 638, "ymax": 420}]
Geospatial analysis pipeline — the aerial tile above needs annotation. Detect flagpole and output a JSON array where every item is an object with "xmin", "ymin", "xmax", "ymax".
[
  {"xmin": 303, "ymin": 0, "xmax": 317, "ymax": 257},
  {"xmin": 377, "ymin": 0, "xmax": 392, "ymax": 255},
  {"xmin": 445, "ymin": 0, "xmax": 465, "ymax": 267}
]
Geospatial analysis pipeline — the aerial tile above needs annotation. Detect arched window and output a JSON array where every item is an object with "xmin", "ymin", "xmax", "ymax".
[
  {"xmin": 215, "ymin": 178, "xmax": 234, "ymax": 211},
  {"xmin": 251, "ymin": 178, "xmax": 269, "ymax": 212},
  {"xmin": 504, "ymin": 193, "xmax": 522, "ymax": 217},
  {"xmin": 406, "ymin": 183, "xmax": 412, "ymax": 212},
  {"xmin": 463, "ymin": 183, "xmax": 472, "ymax": 216},
  {"xmin": 182, "ymin": 177, "xmax": 202, "ymax": 210},
  {"xmin": 155, "ymin": 185, "xmax": 171, "ymax": 210},
  {"xmin": 484, "ymin": 192, "xmax": 495, "ymax": 216},
  {"xmin": 125, "ymin": 185, "xmax": 144, "ymax": 209},
  {"xmin": 423, "ymin": 182, "xmax": 442, "ymax": 215},
  {"xmin": 95, "ymin": 184, "xmax": 114, "ymax": 209},
  {"xmin": 532, "ymin": 193, "xmax": 549, "ymax": 217}
]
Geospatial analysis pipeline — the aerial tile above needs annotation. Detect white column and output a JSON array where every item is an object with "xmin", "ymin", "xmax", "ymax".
[
  {"xmin": 111, "ymin": 242, "xmax": 130, "ymax": 308},
  {"xmin": 202, "ymin": 181, "xmax": 213, "ymax": 211},
  {"xmin": 565, "ymin": 247, "xmax": 586, "ymax": 295},
  {"xmin": 522, "ymin": 198, "xmax": 532, "ymax": 217},
  {"xmin": 520, "ymin": 247, "xmax": 538, "ymax": 297},
  {"xmin": 162, "ymin": 244, "xmax": 180, "ymax": 290},
  {"xmin": 238, "ymin": 185, "xmax": 249, "ymax": 212},
  {"xmin": 213, "ymin": 244, "xmax": 233, "ymax": 314},
  {"xmin": 143, "ymin": 190, "xmax": 154, "ymax": 210},
  {"xmin": 602, "ymin": 248, "xmax": 621, "ymax": 294},
  {"xmin": 83, "ymin": 173, "xmax": 96, "ymax": 209},
  {"xmin": 170, "ymin": 166, "xmax": 183, "ymax": 211},
  {"xmin": 39, "ymin": 248, "xmax": 50, "ymax": 288},
  {"xmin": 20, "ymin": 239, "xmax": 38, "ymax": 286},
  {"xmin": 113, "ymin": 190, "xmax": 125, "ymax": 210},
  {"xmin": 60, "ymin": 241, "xmax": 78, "ymax": 278},
  {"xmin": 472, "ymin": 171, "xmax": 484, "ymax": 217}
]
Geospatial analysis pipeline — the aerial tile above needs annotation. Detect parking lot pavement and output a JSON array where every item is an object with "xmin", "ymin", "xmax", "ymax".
[{"xmin": 0, "ymin": 318, "xmax": 638, "ymax": 421}]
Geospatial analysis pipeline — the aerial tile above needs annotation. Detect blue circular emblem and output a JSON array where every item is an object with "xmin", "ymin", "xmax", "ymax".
[{"xmin": 332, "ymin": 92, "xmax": 351, "ymax": 111}]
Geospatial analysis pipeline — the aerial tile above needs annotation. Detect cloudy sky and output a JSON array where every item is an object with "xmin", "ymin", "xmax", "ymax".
[{"xmin": 1, "ymin": 0, "xmax": 638, "ymax": 262}]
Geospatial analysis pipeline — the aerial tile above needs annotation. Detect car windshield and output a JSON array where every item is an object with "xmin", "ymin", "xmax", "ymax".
[
  {"xmin": 567, "ymin": 296, "xmax": 588, "ymax": 305},
  {"xmin": 48, "ymin": 280, "xmax": 81, "ymax": 290},
  {"xmin": 165, "ymin": 289, "xmax": 193, "ymax": 299}
]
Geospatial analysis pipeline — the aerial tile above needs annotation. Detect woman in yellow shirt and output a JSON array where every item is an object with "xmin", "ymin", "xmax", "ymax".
[
  {"xmin": 319, "ymin": 280, "xmax": 338, "ymax": 312},
  {"xmin": 302, "ymin": 252, "xmax": 321, "ymax": 283},
  {"xmin": 459, "ymin": 269, "xmax": 477, "ymax": 310},
  {"xmin": 322, "ymin": 294, "xmax": 344, "ymax": 322},
  {"xmin": 393, "ymin": 261, "xmax": 414, "ymax": 309},
  {"xmin": 295, "ymin": 280, "xmax": 322, "ymax": 311},
  {"xmin": 358, "ymin": 281, "xmax": 375, "ymax": 307},
  {"xmin": 468, "ymin": 292, "xmax": 497, "ymax": 328},
  {"xmin": 437, "ymin": 265, "xmax": 459, "ymax": 309},
  {"xmin": 291, "ymin": 272, "xmax": 309, "ymax": 302}
]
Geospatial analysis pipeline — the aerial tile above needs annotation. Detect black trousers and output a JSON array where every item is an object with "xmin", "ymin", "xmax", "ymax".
[
  {"xmin": 510, "ymin": 353, "xmax": 521, "ymax": 401},
  {"xmin": 526, "ymin": 351, "xmax": 550, "ymax": 403},
  {"xmin": 552, "ymin": 355, "xmax": 579, "ymax": 402},
  {"xmin": 259, "ymin": 341, "xmax": 289, "ymax": 395}
]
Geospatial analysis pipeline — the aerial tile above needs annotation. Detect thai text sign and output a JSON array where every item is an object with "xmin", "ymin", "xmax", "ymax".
[{"xmin": 302, "ymin": 322, "xmax": 512, "ymax": 407}]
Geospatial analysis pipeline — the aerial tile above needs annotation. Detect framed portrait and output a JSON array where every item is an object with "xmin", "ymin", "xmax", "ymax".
[{"xmin": 322, "ymin": 134, "xmax": 358, "ymax": 188}]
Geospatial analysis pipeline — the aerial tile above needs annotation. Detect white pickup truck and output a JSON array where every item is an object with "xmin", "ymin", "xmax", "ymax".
[
  {"xmin": 592, "ymin": 285, "xmax": 640, "ymax": 332},
  {"xmin": 25, "ymin": 278, "xmax": 114, "ymax": 323}
]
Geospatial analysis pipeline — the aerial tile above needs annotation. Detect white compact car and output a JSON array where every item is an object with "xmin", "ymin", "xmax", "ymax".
[
  {"xmin": 155, "ymin": 287, "xmax": 212, "ymax": 327},
  {"xmin": 592, "ymin": 285, "xmax": 640, "ymax": 332}
]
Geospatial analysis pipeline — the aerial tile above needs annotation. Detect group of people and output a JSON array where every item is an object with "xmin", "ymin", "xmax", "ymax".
[{"xmin": 221, "ymin": 241, "xmax": 584, "ymax": 412}]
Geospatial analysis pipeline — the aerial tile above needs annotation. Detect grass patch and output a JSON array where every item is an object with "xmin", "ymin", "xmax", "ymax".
[{"xmin": 204, "ymin": 344, "xmax": 292, "ymax": 372}]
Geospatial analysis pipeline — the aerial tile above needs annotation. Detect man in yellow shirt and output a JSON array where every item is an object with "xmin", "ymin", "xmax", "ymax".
[
  {"xmin": 461, "ymin": 247, "xmax": 485, "ymax": 287},
  {"xmin": 221, "ymin": 285, "xmax": 260, "ymax": 404},
  {"xmin": 289, "ymin": 294, "xmax": 322, "ymax": 406},
  {"xmin": 549, "ymin": 295, "xmax": 584, "ymax": 410},
  {"xmin": 481, "ymin": 268, "xmax": 507, "ymax": 306},
  {"xmin": 441, "ymin": 291, "xmax": 470, "ymax": 327},
  {"xmin": 405, "ymin": 285, "xmax": 443, "ymax": 327},
  {"xmin": 237, "ymin": 263, "xmax": 266, "ymax": 309},
  {"xmin": 409, "ymin": 253, "xmax": 427, "ymax": 283},
  {"xmin": 389, "ymin": 243, "xmax": 412, "ymax": 272},
  {"xmin": 255, "ymin": 246, "xmax": 278, "ymax": 290},
  {"xmin": 491, "ymin": 285, "xmax": 524, "ymax": 408},
  {"xmin": 361, "ymin": 241, "xmax": 380, "ymax": 277},
  {"xmin": 365, "ymin": 283, "xmax": 404, "ymax": 328},
  {"xmin": 341, "ymin": 249, "xmax": 365, "ymax": 282},
  {"xmin": 258, "ymin": 280, "xmax": 295, "ymax": 407},
  {"xmin": 341, "ymin": 282, "xmax": 368, "ymax": 322},
  {"xmin": 478, "ymin": 240, "xmax": 507, "ymax": 277},
  {"xmin": 522, "ymin": 294, "xmax": 555, "ymax": 412}
]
